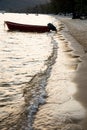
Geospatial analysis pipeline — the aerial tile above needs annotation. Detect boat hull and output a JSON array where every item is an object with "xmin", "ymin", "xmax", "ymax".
[{"xmin": 5, "ymin": 21, "xmax": 50, "ymax": 32}]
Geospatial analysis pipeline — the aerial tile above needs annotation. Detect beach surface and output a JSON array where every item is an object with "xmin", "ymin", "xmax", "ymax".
[{"xmin": 33, "ymin": 17, "xmax": 87, "ymax": 130}]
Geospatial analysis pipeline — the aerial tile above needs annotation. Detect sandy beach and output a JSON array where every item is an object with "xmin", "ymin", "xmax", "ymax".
[{"xmin": 33, "ymin": 17, "xmax": 87, "ymax": 130}]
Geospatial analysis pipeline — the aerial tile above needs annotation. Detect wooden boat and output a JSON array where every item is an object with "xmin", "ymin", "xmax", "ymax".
[
  {"xmin": 4, "ymin": 21, "xmax": 57, "ymax": 33},
  {"xmin": 5, "ymin": 21, "xmax": 50, "ymax": 32}
]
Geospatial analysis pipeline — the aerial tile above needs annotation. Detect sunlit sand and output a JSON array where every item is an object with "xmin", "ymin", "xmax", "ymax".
[{"xmin": 33, "ymin": 17, "xmax": 87, "ymax": 130}]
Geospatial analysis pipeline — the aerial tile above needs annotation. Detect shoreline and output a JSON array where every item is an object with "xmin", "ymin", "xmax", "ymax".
[
  {"xmin": 33, "ymin": 17, "xmax": 87, "ymax": 129},
  {"xmin": 59, "ymin": 17, "xmax": 87, "ymax": 129}
]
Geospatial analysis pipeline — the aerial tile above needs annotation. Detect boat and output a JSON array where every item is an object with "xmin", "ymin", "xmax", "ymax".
[{"xmin": 4, "ymin": 21, "xmax": 57, "ymax": 32}]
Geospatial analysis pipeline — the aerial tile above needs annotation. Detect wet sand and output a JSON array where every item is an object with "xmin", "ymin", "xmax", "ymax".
[
  {"xmin": 33, "ymin": 17, "xmax": 87, "ymax": 130},
  {"xmin": 59, "ymin": 17, "xmax": 87, "ymax": 130}
]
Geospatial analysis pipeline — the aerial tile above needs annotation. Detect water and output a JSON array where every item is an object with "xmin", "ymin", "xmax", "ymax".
[{"xmin": 0, "ymin": 13, "xmax": 58, "ymax": 130}]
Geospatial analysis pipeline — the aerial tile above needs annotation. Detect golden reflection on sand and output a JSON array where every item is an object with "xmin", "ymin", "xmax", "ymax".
[{"xmin": 33, "ymin": 20, "xmax": 86, "ymax": 130}]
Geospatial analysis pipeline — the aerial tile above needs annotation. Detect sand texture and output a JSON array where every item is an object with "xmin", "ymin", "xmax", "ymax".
[{"xmin": 33, "ymin": 17, "xmax": 87, "ymax": 130}]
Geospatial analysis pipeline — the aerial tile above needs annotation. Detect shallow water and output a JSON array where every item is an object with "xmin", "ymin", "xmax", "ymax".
[{"xmin": 0, "ymin": 13, "xmax": 58, "ymax": 129}]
